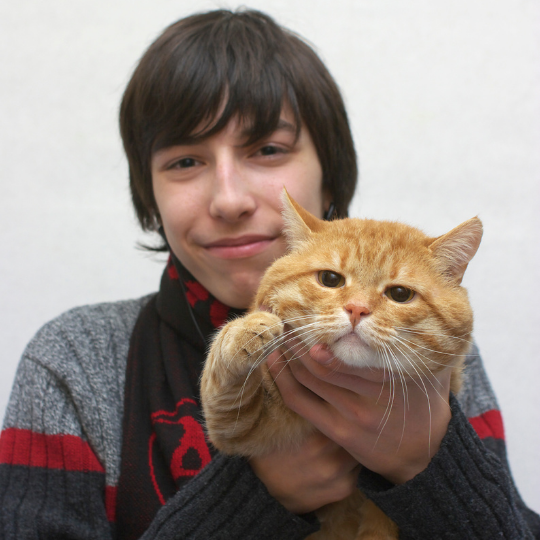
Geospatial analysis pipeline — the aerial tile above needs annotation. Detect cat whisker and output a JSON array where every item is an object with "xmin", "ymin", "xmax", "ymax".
[
  {"xmin": 375, "ymin": 345, "xmax": 396, "ymax": 436},
  {"xmin": 387, "ymin": 351, "xmax": 410, "ymax": 452},
  {"xmin": 376, "ymin": 340, "xmax": 435, "ymax": 449},
  {"xmin": 260, "ymin": 322, "xmax": 326, "ymax": 369},
  {"xmin": 250, "ymin": 322, "xmax": 324, "ymax": 380},
  {"xmin": 226, "ymin": 315, "xmax": 319, "ymax": 385},
  {"xmin": 395, "ymin": 347, "xmax": 433, "ymax": 456},
  {"xmin": 396, "ymin": 336, "xmax": 470, "ymax": 360},
  {"xmin": 391, "ymin": 339, "xmax": 448, "ymax": 397},
  {"xmin": 376, "ymin": 358, "xmax": 389, "ymax": 407},
  {"xmin": 394, "ymin": 327, "xmax": 474, "ymax": 347},
  {"xmin": 370, "ymin": 339, "xmax": 441, "ymax": 456},
  {"xmin": 390, "ymin": 339, "xmax": 456, "ymax": 456},
  {"xmin": 378, "ymin": 342, "xmax": 411, "ymax": 452},
  {"xmin": 392, "ymin": 336, "xmax": 460, "ymax": 373},
  {"xmin": 265, "ymin": 333, "xmax": 322, "ymax": 390},
  {"xmin": 369, "ymin": 340, "xmax": 402, "ymax": 449},
  {"xmin": 395, "ymin": 325, "xmax": 472, "ymax": 338},
  {"xmin": 372, "ymin": 339, "xmax": 391, "ymax": 407},
  {"xmin": 234, "ymin": 322, "xmax": 324, "ymax": 411},
  {"xmin": 222, "ymin": 318, "xmax": 287, "ymax": 372},
  {"xmin": 226, "ymin": 323, "xmax": 306, "ymax": 419}
]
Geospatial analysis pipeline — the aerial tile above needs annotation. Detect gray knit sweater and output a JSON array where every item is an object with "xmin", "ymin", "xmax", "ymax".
[{"xmin": 0, "ymin": 296, "xmax": 538, "ymax": 539}]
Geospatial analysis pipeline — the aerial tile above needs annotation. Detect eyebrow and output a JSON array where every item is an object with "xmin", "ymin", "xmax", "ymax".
[
  {"xmin": 275, "ymin": 118, "xmax": 297, "ymax": 133},
  {"xmin": 153, "ymin": 118, "xmax": 300, "ymax": 159},
  {"xmin": 239, "ymin": 118, "xmax": 297, "ymax": 140}
]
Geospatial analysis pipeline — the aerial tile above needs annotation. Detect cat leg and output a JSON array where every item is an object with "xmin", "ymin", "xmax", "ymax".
[
  {"xmin": 356, "ymin": 499, "xmax": 399, "ymax": 540},
  {"xmin": 201, "ymin": 311, "xmax": 284, "ymax": 454}
]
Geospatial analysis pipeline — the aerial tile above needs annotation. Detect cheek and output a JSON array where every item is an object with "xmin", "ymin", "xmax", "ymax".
[
  {"xmin": 281, "ymin": 172, "xmax": 324, "ymax": 218},
  {"xmin": 155, "ymin": 185, "xmax": 202, "ymax": 235},
  {"xmin": 160, "ymin": 201, "xmax": 189, "ymax": 240},
  {"xmin": 376, "ymin": 301, "xmax": 431, "ymax": 330}
]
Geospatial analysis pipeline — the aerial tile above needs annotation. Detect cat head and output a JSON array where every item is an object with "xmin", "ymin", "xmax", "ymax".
[{"xmin": 254, "ymin": 190, "xmax": 482, "ymax": 378}]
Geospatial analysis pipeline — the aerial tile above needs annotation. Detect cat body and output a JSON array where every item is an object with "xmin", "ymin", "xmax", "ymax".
[{"xmin": 201, "ymin": 192, "xmax": 482, "ymax": 539}]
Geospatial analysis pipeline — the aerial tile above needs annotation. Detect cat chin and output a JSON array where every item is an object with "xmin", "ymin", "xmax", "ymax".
[{"xmin": 329, "ymin": 334, "xmax": 383, "ymax": 369}]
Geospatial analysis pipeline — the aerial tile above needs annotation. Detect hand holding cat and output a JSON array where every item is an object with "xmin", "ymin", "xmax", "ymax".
[
  {"xmin": 267, "ymin": 337, "xmax": 453, "ymax": 486},
  {"xmin": 249, "ymin": 430, "xmax": 360, "ymax": 514}
]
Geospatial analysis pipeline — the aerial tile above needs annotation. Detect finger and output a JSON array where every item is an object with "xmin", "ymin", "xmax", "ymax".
[
  {"xmin": 308, "ymin": 349, "xmax": 391, "ymax": 382},
  {"xmin": 281, "ymin": 325, "xmax": 338, "ymax": 371},
  {"xmin": 308, "ymin": 343, "xmax": 334, "ymax": 364},
  {"xmin": 280, "ymin": 333, "xmax": 367, "ymax": 386},
  {"xmin": 275, "ymin": 336, "xmax": 374, "ymax": 398},
  {"xmin": 267, "ymin": 353, "xmax": 340, "ymax": 427},
  {"xmin": 263, "ymin": 348, "xmax": 291, "ymax": 387},
  {"xmin": 297, "ymin": 352, "xmax": 391, "ymax": 399},
  {"xmin": 267, "ymin": 353, "xmax": 320, "ymax": 403},
  {"xmin": 266, "ymin": 357, "xmax": 364, "ymax": 474},
  {"xmin": 303, "ymin": 346, "xmax": 452, "ymax": 404},
  {"xmin": 288, "ymin": 358, "xmax": 368, "ymax": 411}
]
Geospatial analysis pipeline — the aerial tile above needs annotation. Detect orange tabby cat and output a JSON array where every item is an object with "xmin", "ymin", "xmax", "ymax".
[{"xmin": 200, "ymin": 190, "xmax": 482, "ymax": 539}]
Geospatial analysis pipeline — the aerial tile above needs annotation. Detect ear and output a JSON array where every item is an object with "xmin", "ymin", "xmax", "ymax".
[
  {"xmin": 281, "ymin": 188, "xmax": 325, "ymax": 250},
  {"xmin": 429, "ymin": 217, "xmax": 483, "ymax": 283}
]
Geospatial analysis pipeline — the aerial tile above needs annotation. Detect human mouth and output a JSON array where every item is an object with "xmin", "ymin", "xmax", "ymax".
[{"xmin": 203, "ymin": 235, "xmax": 277, "ymax": 259}]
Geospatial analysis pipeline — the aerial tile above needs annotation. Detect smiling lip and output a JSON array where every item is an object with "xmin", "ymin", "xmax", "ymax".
[{"xmin": 203, "ymin": 235, "xmax": 277, "ymax": 259}]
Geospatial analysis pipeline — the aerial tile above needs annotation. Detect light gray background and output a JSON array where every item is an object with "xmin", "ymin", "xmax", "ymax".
[{"xmin": 1, "ymin": 0, "xmax": 539, "ymax": 513}]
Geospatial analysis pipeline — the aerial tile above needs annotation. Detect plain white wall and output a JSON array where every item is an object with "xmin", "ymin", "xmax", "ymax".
[{"xmin": 1, "ymin": 0, "xmax": 538, "ymax": 513}]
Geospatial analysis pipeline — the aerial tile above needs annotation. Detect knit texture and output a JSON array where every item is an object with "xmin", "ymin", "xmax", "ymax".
[
  {"xmin": 140, "ymin": 453, "xmax": 319, "ymax": 540},
  {"xmin": 358, "ymin": 395, "xmax": 539, "ymax": 539},
  {"xmin": 1, "ymin": 296, "xmax": 539, "ymax": 539}
]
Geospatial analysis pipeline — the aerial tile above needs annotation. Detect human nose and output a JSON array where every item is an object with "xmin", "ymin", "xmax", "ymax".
[{"xmin": 209, "ymin": 155, "xmax": 257, "ymax": 222}]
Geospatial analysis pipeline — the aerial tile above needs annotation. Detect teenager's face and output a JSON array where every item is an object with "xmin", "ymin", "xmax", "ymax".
[{"xmin": 151, "ymin": 111, "xmax": 327, "ymax": 308}]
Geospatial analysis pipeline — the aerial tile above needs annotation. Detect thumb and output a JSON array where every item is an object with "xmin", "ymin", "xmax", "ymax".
[{"xmin": 309, "ymin": 344, "xmax": 335, "ymax": 365}]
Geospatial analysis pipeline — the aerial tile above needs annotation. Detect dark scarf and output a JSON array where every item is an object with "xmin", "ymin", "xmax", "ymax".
[{"xmin": 116, "ymin": 255, "xmax": 244, "ymax": 539}]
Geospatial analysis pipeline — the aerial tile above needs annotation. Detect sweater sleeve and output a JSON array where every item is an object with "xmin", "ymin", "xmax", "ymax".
[
  {"xmin": 0, "ymin": 301, "xmax": 320, "ymax": 540},
  {"xmin": 357, "ymin": 391, "xmax": 540, "ymax": 538},
  {"xmin": 140, "ymin": 453, "xmax": 319, "ymax": 540},
  {"xmin": 0, "ymin": 356, "xmax": 115, "ymax": 539}
]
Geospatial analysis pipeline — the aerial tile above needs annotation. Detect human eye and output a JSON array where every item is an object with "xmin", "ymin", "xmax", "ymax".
[
  {"xmin": 252, "ymin": 144, "xmax": 287, "ymax": 159},
  {"xmin": 258, "ymin": 145, "xmax": 281, "ymax": 156},
  {"xmin": 168, "ymin": 157, "xmax": 199, "ymax": 169}
]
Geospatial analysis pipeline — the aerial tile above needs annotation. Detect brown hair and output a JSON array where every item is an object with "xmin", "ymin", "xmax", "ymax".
[{"xmin": 120, "ymin": 9, "xmax": 357, "ymax": 236}]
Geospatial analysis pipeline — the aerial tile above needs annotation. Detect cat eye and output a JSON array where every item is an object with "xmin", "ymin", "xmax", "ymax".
[
  {"xmin": 317, "ymin": 270, "xmax": 345, "ymax": 288},
  {"xmin": 386, "ymin": 286, "xmax": 415, "ymax": 303}
]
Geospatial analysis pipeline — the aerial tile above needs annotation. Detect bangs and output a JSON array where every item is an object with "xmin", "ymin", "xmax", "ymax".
[{"xmin": 151, "ymin": 12, "xmax": 302, "ymax": 152}]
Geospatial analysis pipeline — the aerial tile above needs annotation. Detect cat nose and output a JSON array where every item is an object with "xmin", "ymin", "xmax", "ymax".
[{"xmin": 345, "ymin": 302, "xmax": 370, "ymax": 328}]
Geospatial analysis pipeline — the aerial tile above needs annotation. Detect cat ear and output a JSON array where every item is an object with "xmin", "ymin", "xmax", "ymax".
[
  {"xmin": 429, "ymin": 217, "xmax": 483, "ymax": 283},
  {"xmin": 281, "ymin": 188, "xmax": 325, "ymax": 250}
]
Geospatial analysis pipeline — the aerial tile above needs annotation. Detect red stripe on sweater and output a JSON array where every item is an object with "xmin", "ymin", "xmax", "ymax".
[
  {"xmin": 0, "ymin": 428, "xmax": 104, "ymax": 472},
  {"xmin": 468, "ymin": 409, "xmax": 505, "ymax": 440},
  {"xmin": 105, "ymin": 485, "xmax": 117, "ymax": 522}
]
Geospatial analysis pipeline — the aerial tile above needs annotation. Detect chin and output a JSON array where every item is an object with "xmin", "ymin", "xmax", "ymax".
[
  {"xmin": 229, "ymin": 272, "xmax": 266, "ymax": 307},
  {"xmin": 220, "ymin": 282, "xmax": 259, "ymax": 309},
  {"xmin": 202, "ymin": 268, "xmax": 260, "ymax": 309},
  {"xmin": 329, "ymin": 334, "xmax": 383, "ymax": 369},
  {"xmin": 213, "ymin": 288, "xmax": 252, "ymax": 310}
]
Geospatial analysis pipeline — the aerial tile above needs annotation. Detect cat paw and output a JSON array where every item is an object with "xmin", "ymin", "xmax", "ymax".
[{"xmin": 219, "ymin": 310, "xmax": 283, "ymax": 372}]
